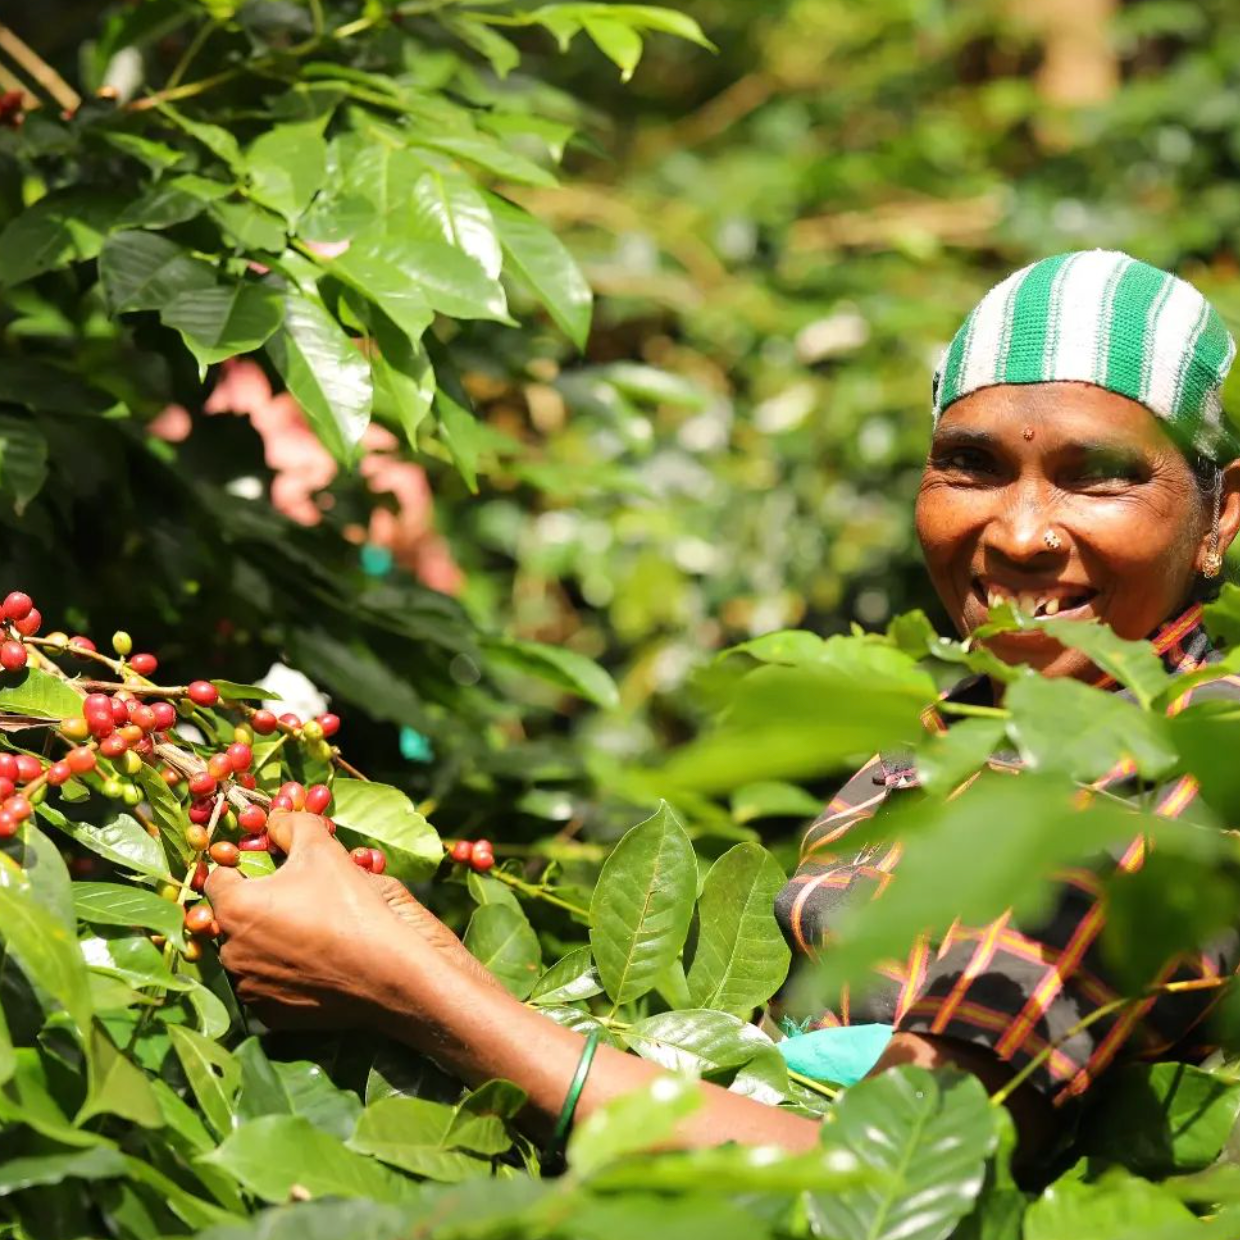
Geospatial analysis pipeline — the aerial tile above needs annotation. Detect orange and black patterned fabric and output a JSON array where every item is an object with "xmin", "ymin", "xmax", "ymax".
[{"xmin": 774, "ymin": 604, "xmax": 1240, "ymax": 1104}]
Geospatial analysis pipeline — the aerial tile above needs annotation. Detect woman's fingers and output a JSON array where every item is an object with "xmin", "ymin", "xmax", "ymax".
[{"xmin": 266, "ymin": 809, "xmax": 342, "ymax": 862}]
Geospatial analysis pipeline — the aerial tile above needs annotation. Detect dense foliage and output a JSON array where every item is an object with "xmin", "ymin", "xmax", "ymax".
[{"xmin": 6, "ymin": 1, "xmax": 1240, "ymax": 1238}]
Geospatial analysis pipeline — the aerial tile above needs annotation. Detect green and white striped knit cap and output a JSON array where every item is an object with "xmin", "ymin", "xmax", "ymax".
[{"xmin": 932, "ymin": 250, "xmax": 1237, "ymax": 461}]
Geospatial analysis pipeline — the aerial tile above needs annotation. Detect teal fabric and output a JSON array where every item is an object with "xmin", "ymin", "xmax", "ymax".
[{"xmin": 776, "ymin": 1023, "xmax": 893, "ymax": 1087}]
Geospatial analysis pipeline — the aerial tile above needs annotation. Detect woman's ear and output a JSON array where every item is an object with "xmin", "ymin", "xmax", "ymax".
[{"xmin": 1211, "ymin": 460, "xmax": 1240, "ymax": 562}]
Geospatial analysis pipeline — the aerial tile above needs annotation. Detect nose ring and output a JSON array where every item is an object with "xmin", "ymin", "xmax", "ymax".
[{"xmin": 1044, "ymin": 530, "xmax": 1063, "ymax": 551}]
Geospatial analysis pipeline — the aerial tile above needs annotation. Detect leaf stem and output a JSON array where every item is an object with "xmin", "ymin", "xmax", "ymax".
[
  {"xmin": 0, "ymin": 22, "xmax": 81, "ymax": 113},
  {"xmin": 165, "ymin": 20, "xmax": 216, "ymax": 91},
  {"xmin": 487, "ymin": 865, "xmax": 590, "ymax": 918},
  {"xmin": 786, "ymin": 1069, "xmax": 840, "ymax": 1100},
  {"xmin": 936, "ymin": 702, "xmax": 1010, "ymax": 720}
]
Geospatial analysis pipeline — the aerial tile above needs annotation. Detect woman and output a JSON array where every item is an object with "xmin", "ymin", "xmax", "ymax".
[{"xmin": 208, "ymin": 250, "xmax": 1240, "ymax": 1156}]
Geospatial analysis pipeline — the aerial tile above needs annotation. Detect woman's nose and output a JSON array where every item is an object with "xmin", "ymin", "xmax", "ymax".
[{"xmin": 983, "ymin": 486, "xmax": 1058, "ymax": 563}]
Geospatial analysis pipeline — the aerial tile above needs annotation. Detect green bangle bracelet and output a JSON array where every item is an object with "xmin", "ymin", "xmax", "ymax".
[{"xmin": 547, "ymin": 1027, "xmax": 602, "ymax": 1166}]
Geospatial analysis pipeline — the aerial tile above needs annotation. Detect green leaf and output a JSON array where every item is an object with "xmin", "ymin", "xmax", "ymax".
[
  {"xmin": 160, "ymin": 281, "xmax": 284, "ymax": 368},
  {"xmin": 0, "ymin": 1145, "xmax": 127, "ymax": 1197},
  {"xmin": 99, "ymin": 230, "xmax": 217, "ymax": 313},
  {"xmin": 434, "ymin": 386, "xmax": 484, "ymax": 492},
  {"xmin": 466, "ymin": 870, "xmax": 521, "ymax": 909},
  {"xmin": 116, "ymin": 174, "xmax": 230, "ymax": 230},
  {"xmin": 448, "ymin": 1079, "xmax": 525, "ymax": 1154},
  {"xmin": 37, "ymin": 803, "xmax": 169, "ymax": 881},
  {"xmin": 348, "ymin": 1096, "xmax": 491, "ymax": 1182},
  {"xmin": 0, "ymin": 1000, "xmax": 12, "ymax": 1086},
  {"xmin": 568, "ymin": 1074, "xmax": 701, "ymax": 1175},
  {"xmin": 369, "ymin": 311, "xmax": 436, "ymax": 447},
  {"xmin": 265, "ymin": 289, "xmax": 372, "ymax": 466},
  {"xmin": 73, "ymin": 882, "xmax": 185, "ymax": 946},
  {"xmin": 274, "ymin": 1060, "xmax": 363, "ymax": 1141},
  {"xmin": 1005, "ymin": 676, "xmax": 1176, "ymax": 782},
  {"xmin": 1169, "ymin": 699, "xmax": 1240, "ymax": 820},
  {"xmin": 235, "ymin": 1037, "xmax": 293, "ymax": 1123},
  {"xmin": 343, "ymin": 232, "xmax": 511, "ymax": 324},
  {"xmin": 330, "ymin": 779, "xmax": 442, "ymax": 885},
  {"xmin": 1033, "ymin": 618, "xmax": 1172, "ymax": 709},
  {"xmin": 330, "ymin": 241, "xmax": 435, "ymax": 343},
  {"xmin": 463, "ymin": 903, "xmax": 542, "ymax": 999},
  {"xmin": 0, "ymin": 189, "xmax": 126, "ymax": 287},
  {"xmin": 80, "ymin": 931, "xmax": 193, "ymax": 991},
  {"xmin": 916, "ymin": 717, "xmax": 1005, "ymax": 795},
  {"xmin": 1023, "ymin": 1171, "xmax": 1196, "ymax": 1240},
  {"xmin": 212, "ymin": 200, "xmax": 288, "ymax": 252},
  {"xmin": 204, "ymin": 1114, "xmax": 418, "ymax": 1201},
  {"xmin": 584, "ymin": 16, "xmax": 645, "ymax": 79},
  {"xmin": 685, "ymin": 843, "xmax": 789, "ymax": 1014},
  {"xmin": 599, "ymin": 5, "xmax": 715, "ymax": 47},
  {"xmin": 1080, "ymin": 1062, "xmax": 1240, "ymax": 1176},
  {"xmin": 211, "ymin": 679, "xmax": 278, "ymax": 701},
  {"xmin": 0, "ymin": 666, "xmax": 87, "ymax": 719},
  {"xmin": 9, "ymin": 820, "xmax": 73, "ymax": 930},
  {"xmin": 0, "ymin": 415, "xmax": 48, "ymax": 516},
  {"xmin": 808, "ymin": 1067, "xmax": 997, "ymax": 1240},
  {"xmin": 135, "ymin": 763, "xmax": 194, "ymax": 870},
  {"xmin": 589, "ymin": 802, "xmax": 697, "ymax": 1005},
  {"xmin": 730, "ymin": 781, "xmax": 824, "ymax": 824},
  {"xmin": 812, "ymin": 775, "xmax": 1161, "ymax": 998},
  {"xmin": 158, "ymin": 105, "xmax": 243, "ymax": 168},
  {"xmin": 625, "ymin": 1009, "xmax": 779, "ymax": 1078},
  {"xmin": 483, "ymin": 637, "xmax": 618, "ymax": 709},
  {"xmin": 169, "ymin": 1024, "xmax": 240, "ymax": 1141},
  {"xmin": 415, "ymin": 134, "xmax": 558, "ymax": 188},
  {"xmin": 530, "ymin": 946, "xmax": 603, "ymax": 1005},
  {"xmin": 489, "ymin": 195, "xmax": 592, "ymax": 349},
  {"xmin": 245, "ymin": 124, "xmax": 328, "ymax": 223},
  {"xmin": 411, "ymin": 171, "xmax": 502, "ymax": 279},
  {"xmin": 443, "ymin": 16, "xmax": 520, "ymax": 77},
  {"xmin": 79, "ymin": 1021, "xmax": 163, "ymax": 1128},
  {"xmin": 0, "ymin": 865, "xmax": 94, "ymax": 1047}
]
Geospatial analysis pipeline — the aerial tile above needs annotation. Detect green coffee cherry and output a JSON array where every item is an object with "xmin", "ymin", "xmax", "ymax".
[{"xmin": 111, "ymin": 630, "xmax": 133, "ymax": 657}]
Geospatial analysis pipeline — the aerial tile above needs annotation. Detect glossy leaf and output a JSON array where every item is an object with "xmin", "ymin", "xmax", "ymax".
[
  {"xmin": 808, "ymin": 1067, "xmax": 997, "ymax": 1240},
  {"xmin": 99, "ymin": 230, "xmax": 217, "ymax": 313},
  {"xmin": 463, "ymin": 902, "xmax": 542, "ymax": 999},
  {"xmin": 0, "ymin": 189, "xmax": 125, "ymax": 287},
  {"xmin": 330, "ymin": 779, "xmax": 442, "ymax": 885},
  {"xmin": 490, "ymin": 195, "xmax": 592, "ymax": 348},
  {"xmin": 73, "ymin": 881, "xmax": 185, "ymax": 945},
  {"xmin": 79, "ymin": 1021, "xmax": 163, "ymax": 1128},
  {"xmin": 1023, "ymin": 1172, "xmax": 1196, "ymax": 1240},
  {"xmin": 160, "ymin": 282, "xmax": 284, "ymax": 367},
  {"xmin": 730, "ymin": 781, "xmax": 824, "ymax": 824},
  {"xmin": 411, "ymin": 171, "xmax": 502, "ymax": 279},
  {"xmin": 483, "ymin": 636, "xmax": 619, "ymax": 709},
  {"xmin": 169, "ymin": 1024, "xmax": 240, "ymax": 1140},
  {"xmin": 530, "ymin": 946, "xmax": 604, "ymax": 1004},
  {"xmin": 274, "ymin": 1060, "xmax": 363, "ymax": 1141},
  {"xmin": 245, "ymin": 123, "xmax": 328, "ymax": 223},
  {"xmin": 368, "ymin": 308, "xmax": 437, "ymax": 447},
  {"xmin": 568, "ymin": 1074, "xmax": 701, "ymax": 1175},
  {"xmin": 36, "ymin": 803, "xmax": 169, "ymax": 881},
  {"xmin": 685, "ymin": 842, "xmax": 789, "ymax": 1014},
  {"xmin": 590, "ymin": 802, "xmax": 697, "ymax": 1005},
  {"xmin": 0, "ymin": 666, "xmax": 89, "ymax": 720},
  {"xmin": 625, "ymin": 1009, "xmax": 779, "ymax": 1078},
  {"xmin": 348, "ymin": 1096, "xmax": 491, "ymax": 1182},
  {"xmin": 916, "ymin": 717, "xmax": 1006, "ymax": 795},
  {"xmin": 330, "ymin": 242, "xmax": 435, "ymax": 344},
  {"xmin": 1034, "ymin": 618, "xmax": 1172, "ymax": 709},
  {"xmin": 0, "ymin": 415, "xmax": 49, "ymax": 516},
  {"xmin": 0, "ymin": 1145, "xmax": 126, "ymax": 1197},
  {"xmin": 204, "ymin": 1114, "xmax": 418, "ymax": 1201},
  {"xmin": 584, "ymin": 16, "xmax": 645, "ymax": 80},
  {"xmin": 265, "ymin": 289, "xmax": 372, "ymax": 465}
]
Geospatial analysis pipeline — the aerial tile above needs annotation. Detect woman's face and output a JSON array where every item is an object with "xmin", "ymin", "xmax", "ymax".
[{"xmin": 915, "ymin": 382, "xmax": 1216, "ymax": 679}]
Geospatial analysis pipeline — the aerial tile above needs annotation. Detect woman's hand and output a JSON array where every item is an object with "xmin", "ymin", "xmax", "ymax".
[{"xmin": 205, "ymin": 811, "xmax": 488, "ymax": 1030}]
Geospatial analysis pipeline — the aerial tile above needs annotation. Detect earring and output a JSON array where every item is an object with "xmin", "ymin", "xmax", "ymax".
[
  {"xmin": 1043, "ymin": 530, "xmax": 1063, "ymax": 551},
  {"xmin": 1204, "ymin": 550, "xmax": 1223, "ymax": 579},
  {"xmin": 1203, "ymin": 469, "xmax": 1224, "ymax": 578}
]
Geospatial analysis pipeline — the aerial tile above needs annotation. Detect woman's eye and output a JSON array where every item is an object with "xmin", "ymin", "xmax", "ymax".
[
  {"xmin": 932, "ymin": 448, "xmax": 994, "ymax": 475},
  {"xmin": 1071, "ymin": 458, "xmax": 1145, "ymax": 486}
]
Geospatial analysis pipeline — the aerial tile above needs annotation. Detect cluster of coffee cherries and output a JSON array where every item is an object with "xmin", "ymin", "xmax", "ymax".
[
  {"xmin": 0, "ymin": 91, "xmax": 24, "ymax": 131},
  {"xmin": 448, "ymin": 838, "xmax": 495, "ymax": 872}
]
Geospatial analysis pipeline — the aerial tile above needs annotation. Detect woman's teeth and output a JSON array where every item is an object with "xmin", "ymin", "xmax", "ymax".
[{"xmin": 984, "ymin": 589, "xmax": 1070, "ymax": 618}]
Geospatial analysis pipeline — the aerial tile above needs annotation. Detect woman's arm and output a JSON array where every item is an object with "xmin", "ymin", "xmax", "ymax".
[{"xmin": 206, "ymin": 812, "xmax": 822, "ymax": 1153}]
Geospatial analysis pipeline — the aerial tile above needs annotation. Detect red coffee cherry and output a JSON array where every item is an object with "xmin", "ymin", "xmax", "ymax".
[
  {"xmin": 278, "ymin": 713, "xmax": 302, "ymax": 729},
  {"xmin": 0, "ymin": 811, "xmax": 16, "ymax": 838},
  {"xmin": 304, "ymin": 784, "xmax": 332, "ymax": 815},
  {"xmin": 317, "ymin": 713, "xmax": 340, "ymax": 738},
  {"xmin": 0, "ymin": 777, "xmax": 13, "ymax": 800},
  {"xmin": 46, "ymin": 761, "xmax": 72, "ymax": 786},
  {"xmin": 209, "ymin": 840, "xmax": 239, "ymax": 866},
  {"xmin": 188, "ymin": 772, "xmax": 216, "ymax": 798},
  {"xmin": 350, "ymin": 846, "xmax": 373, "ymax": 869},
  {"xmin": 450, "ymin": 840, "xmax": 474, "ymax": 864},
  {"xmin": 15, "ymin": 754, "xmax": 41, "ymax": 784},
  {"xmin": 186, "ymin": 824, "xmax": 209, "ymax": 851},
  {"xmin": 270, "ymin": 793, "xmax": 294, "ymax": 812},
  {"xmin": 187, "ymin": 800, "xmax": 214, "ymax": 825},
  {"xmin": 238, "ymin": 832, "xmax": 269, "ymax": 852},
  {"xmin": 368, "ymin": 848, "xmax": 386, "ymax": 875},
  {"xmin": 110, "ymin": 697, "xmax": 130, "ymax": 725},
  {"xmin": 118, "ymin": 724, "xmax": 143, "ymax": 745},
  {"xmin": 184, "ymin": 904, "xmax": 215, "ymax": 936},
  {"xmin": 277, "ymin": 781, "xmax": 306, "ymax": 811},
  {"xmin": 236, "ymin": 771, "xmax": 256, "ymax": 789},
  {"xmin": 5, "ymin": 796, "xmax": 31, "ymax": 822},
  {"xmin": 151, "ymin": 701, "xmax": 177, "ymax": 731},
  {"xmin": 99, "ymin": 734, "xmax": 128, "ymax": 759},
  {"xmin": 207, "ymin": 753, "xmax": 232, "ymax": 782},
  {"xmin": 471, "ymin": 850, "xmax": 495, "ymax": 872},
  {"xmin": 13, "ymin": 608, "xmax": 41, "ymax": 637},
  {"xmin": 130, "ymin": 704, "xmax": 157, "ymax": 732},
  {"xmin": 225, "ymin": 742, "xmax": 252, "ymax": 771},
  {"xmin": 66, "ymin": 747, "xmax": 97, "ymax": 775},
  {"xmin": 68, "ymin": 635, "xmax": 96, "ymax": 654},
  {"xmin": 2, "ymin": 592, "xmax": 33, "ymax": 622},
  {"xmin": 237, "ymin": 804, "xmax": 267, "ymax": 832},
  {"xmin": 1, "ymin": 641, "xmax": 28, "ymax": 672},
  {"xmin": 128, "ymin": 653, "xmax": 158, "ymax": 675},
  {"xmin": 162, "ymin": 766, "xmax": 181, "ymax": 787},
  {"xmin": 190, "ymin": 859, "xmax": 209, "ymax": 892},
  {"xmin": 187, "ymin": 681, "xmax": 219, "ymax": 707},
  {"xmin": 322, "ymin": 817, "xmax": 336, "ymax": 836},
  {"xmin": 250, "ymin": 709, "xmax": 278, "ymax": 735},
  {"xmin": 0, "ymin": 755, "xmax": 14, "ymax": 782}
]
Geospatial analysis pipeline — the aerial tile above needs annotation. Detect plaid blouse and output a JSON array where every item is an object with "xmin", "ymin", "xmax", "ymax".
[{"xmin": 775, "ymin": 603, "xmax": 1240, "ymax": 1104}]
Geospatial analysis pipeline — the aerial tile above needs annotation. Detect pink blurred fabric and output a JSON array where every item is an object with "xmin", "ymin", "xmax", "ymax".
[{"xmin": 152, "ymin": 358, "xmax": 462, "ymax": 595}]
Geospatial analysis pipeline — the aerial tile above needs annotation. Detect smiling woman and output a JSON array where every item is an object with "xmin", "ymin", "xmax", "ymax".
[{"xmin": 776, "ymin": 249, "xmax": 1240, "ymax": 1149}]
